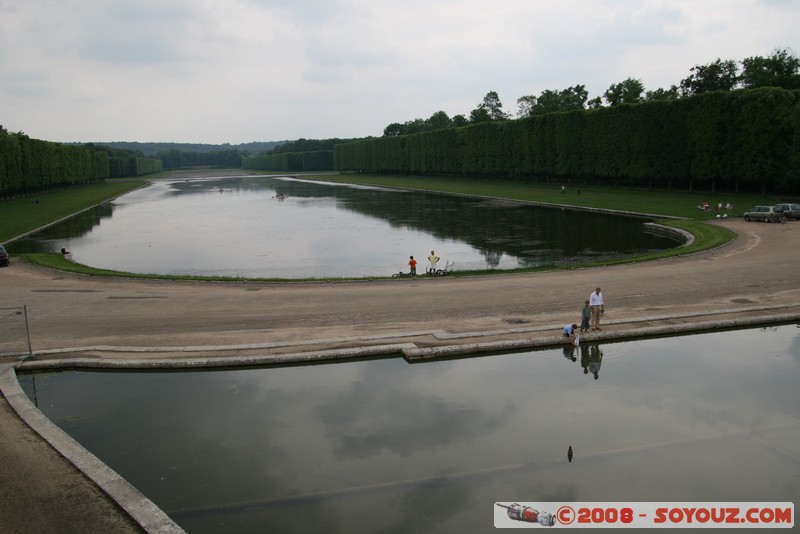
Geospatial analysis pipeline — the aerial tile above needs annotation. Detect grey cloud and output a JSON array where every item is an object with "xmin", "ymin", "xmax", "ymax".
[
  {"xmin": 243, "ymin": 0, "xmax": 352, "ymax": 25},
  {"xmin": 77, "ymin": 2, "xmax": 205, "ymax": 64}
]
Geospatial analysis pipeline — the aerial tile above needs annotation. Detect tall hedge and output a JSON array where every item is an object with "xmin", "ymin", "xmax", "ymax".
[
  {"xmin": 105, "ymin": 156, "xmax": 163, "ymax": 178},
  {"xmin": 0, "ymin": 132, "xmax": 110, "ymax": 197},
  {"xmin": 241, "ymin": 150, "xmax": 334, "ymax": 172},
  {"xmin": 334, "ymin": 87, "xmax": 800, "ymax": 193},
  {"xmin": 0, "ymin": 131, "xmax": 165, "ymax": 196}
]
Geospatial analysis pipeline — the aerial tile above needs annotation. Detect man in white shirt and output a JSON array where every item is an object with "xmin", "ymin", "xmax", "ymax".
[{"xmin": 589, "ymin": 287, "xmax": 605, "ymax": 331}]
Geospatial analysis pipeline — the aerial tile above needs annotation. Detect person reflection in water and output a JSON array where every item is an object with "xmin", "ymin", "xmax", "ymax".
[
  {"xmin": 580, "ymin": 344, "xmax": 590, "ymax": 374},
  {"xmin": 562, "ymin": 344, "xmax": 577, "ymax": 362},
  {"xmin": 587, "ymin": 343, "xmax": 603, "ymax": 380}
]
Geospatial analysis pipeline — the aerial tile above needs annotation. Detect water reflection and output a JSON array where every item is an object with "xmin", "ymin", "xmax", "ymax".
[
  {"xmin": 17, "ymin": 326, "xmax": 800, "ymax": 532},
  {"xmin": 563, "ymin": 342, "xmax": 604, "ymax": 378},
  {"xmin": 10, "ymin": 176, "xmax": 680, "ymax": 278},
  {"xmin": 583, "ymin": 343, "xmax": 604, "ymax": 379}
]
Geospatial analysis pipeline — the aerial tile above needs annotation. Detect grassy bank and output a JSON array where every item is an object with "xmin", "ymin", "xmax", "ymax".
[
  {"xmin": 1, "ymin": 181, "xmax": 146, "ymax": 243},
  {"xmin": 308, "ymin": 174, "xmax": 774, "ymax": 220},
  {"xmin": 6, "ymin": 173, "xmax": 750, "ymax": 280}
]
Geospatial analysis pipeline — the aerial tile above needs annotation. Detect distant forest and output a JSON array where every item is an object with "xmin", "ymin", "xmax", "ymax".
[
  {"xmin": 242, "ymin": 137, "xmax": 363, "ymax": 172},
  {"xmin": 66, "ymin": 140, "xmax": 285, "ymax": 157}
]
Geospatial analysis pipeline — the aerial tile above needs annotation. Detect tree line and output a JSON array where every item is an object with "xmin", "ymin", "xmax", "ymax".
[
  {"xmin": 155, "ymin": 148, "xmax": 245, "ymax": 169},
  {"xmin": 81, "ymin": 143, "xmax": 164, "ymax": 178},
  {"xmin": 240, "ymin": 137, "xmax": 362, "ymax": 171},
  {"xmin": 382, "ymin": 48, "xmax": 800, "ymax": 136},
  {"xmin": 335, "ymin": 87, "xmax": 800, "ymax": 194},
  {"xmin": 0, "ymin": 129, "xmax": 164, "ymax": 198},
  {"xmin": 67, "ymin": 140, "xmax": 283, "ymax": 157},
  {"xmin": 4, "ymin": 48, "xmax": 797, "ymax": 195},
  {"xmin": 242, "ymin": 150, "xmax": 334, "ymax": 172}
]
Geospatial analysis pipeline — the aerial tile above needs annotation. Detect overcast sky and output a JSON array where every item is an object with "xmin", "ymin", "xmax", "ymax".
[{"xmin": 1, "ymin": 0, "xmax": 798, "ymax": 145}]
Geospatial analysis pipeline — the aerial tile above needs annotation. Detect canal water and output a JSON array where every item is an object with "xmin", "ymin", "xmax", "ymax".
[
  {"xmin": 17, "ymin": 325, "xmax": 800, "ymax": 532},
  {"xmin": 9, "ymin": 176, "xmax": 679, "ymax": 278}
]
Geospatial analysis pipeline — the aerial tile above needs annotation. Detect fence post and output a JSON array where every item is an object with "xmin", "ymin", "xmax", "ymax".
[
  {"xmin": 22, "ymin": 305, "xmax": 33, "ymax": 360},
  {"xmin": 0, "ymin": 306, "xmax": 33, "ymax": 360}
]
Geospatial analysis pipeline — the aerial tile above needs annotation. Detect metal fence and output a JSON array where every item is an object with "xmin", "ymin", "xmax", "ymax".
[{"xmin": 0, "ymin": 306, "xmax": 32, "ymax": 359}]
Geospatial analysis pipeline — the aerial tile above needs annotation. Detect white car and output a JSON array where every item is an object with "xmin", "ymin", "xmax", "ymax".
[{"xmin": 743, "ymin": 206, "xmax": 784, "ymax": 223}]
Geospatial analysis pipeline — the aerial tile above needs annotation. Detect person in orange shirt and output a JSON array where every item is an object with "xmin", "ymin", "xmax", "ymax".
[{"xmin": 408, "ymin": 256, "xmax": 417, "ymax": 276}]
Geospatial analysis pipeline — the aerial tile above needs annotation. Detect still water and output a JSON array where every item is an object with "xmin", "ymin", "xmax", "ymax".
[
  {"xmin": 18, "ymin": 326, "xmax": 800, "ymax": 533},
  {"xmin": 11, "ymin": 176, "xmax": 679, "ymax": 278}
]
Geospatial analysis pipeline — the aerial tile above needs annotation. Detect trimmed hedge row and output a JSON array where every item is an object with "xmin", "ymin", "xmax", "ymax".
[
  {"xmin": 0, "ymin": 132, "xmax": 109, "ymax": 197},
  {"xmin": 242, "ymin": 150, "xmax": 334, "ymax": 172},
  {"xmin": 156, "ymin": 149, "xmax": 243, "ymax": 169},
  {"xmin": 108, "ymin": 156, "xmax": 163, "ymax": 178},
  {"xmin": 334, "ymin": 88, "xmax": 800, "ymax": 193},
  {"xmin": 0, "ymin": 131, "xmax": 165, "ymax": 197}
]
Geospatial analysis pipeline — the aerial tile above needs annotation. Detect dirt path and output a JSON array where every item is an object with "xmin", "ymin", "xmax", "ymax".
[
  {"xmin": 3, "ymin": 219, "xmax": 799, "ymax": 357},
  {"xmin": 1, "ymin": 210, "xmax": 799, "ymax": 532}
]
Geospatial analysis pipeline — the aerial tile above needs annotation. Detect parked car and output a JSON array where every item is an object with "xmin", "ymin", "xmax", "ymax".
[
  {"xmin": 743, "ymin": 206, "xmax": 785, "ymax": 223},
  {"xmin": 0, "ymin": 244, "xmax": 8, "ymax": 267},
  {"xmin": 773, "ymin": 203, "xmax": 800, "ymax": 220}
]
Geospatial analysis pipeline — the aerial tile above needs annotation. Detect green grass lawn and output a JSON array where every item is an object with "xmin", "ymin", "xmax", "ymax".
[
  {"xmin": 3, "ymin": 173, "xmax": 773, "ymax": 280},
  {"xmin": 1, "ymin": 181, "xmax": 146, "ymax": 243},
  {"xmin": 308, "ymin": 174, "xmax": 774, "ymax": 220}
]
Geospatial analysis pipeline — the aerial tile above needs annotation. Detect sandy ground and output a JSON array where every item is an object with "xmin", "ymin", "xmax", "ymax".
[{"xmin": 1, "ymin": 210, "xmax": 799, "ymax": 532}]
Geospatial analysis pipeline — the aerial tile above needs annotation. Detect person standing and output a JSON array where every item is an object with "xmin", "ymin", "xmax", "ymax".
[
  {"xmin": 408, "ymin": 256, "xmax": 417, "ymax": 276},
  {"xmin": 427, "ymin": 250, "xmax": 440, "ymax": 274},
  {"xmin": 589, "ymin": 287, "xmax": 605, "ymax": 331},
  {"xmin": 580, "ymin": 299, "xmax": 591, "ymax": 333}
]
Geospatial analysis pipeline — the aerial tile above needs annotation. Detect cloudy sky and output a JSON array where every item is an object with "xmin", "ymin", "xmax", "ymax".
[{"xmin": 1, "ymin": 0, "xmax": 798, "ymax": 145}]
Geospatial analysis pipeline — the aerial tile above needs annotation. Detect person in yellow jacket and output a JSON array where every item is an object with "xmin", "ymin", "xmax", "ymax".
[{"xmin": 427, "ymin": 250, "xmax": 440, "ymax": 274}]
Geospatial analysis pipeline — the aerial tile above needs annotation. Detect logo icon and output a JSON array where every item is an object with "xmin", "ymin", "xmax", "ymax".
[{"xmin": 496, "ymin": 503, "xmax": 556, "ymax": 526}]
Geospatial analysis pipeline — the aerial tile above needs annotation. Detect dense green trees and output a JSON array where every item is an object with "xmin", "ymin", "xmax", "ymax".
[
  {"xmin": 383, "ymin": 93, "xmax": 507, "ymax": 136},
  {"xmin": 0, "ymin": 129, "xmax": 110, "ymax": 197},
  {"xmin": 740, "ymin": 49, "xmax": 800, "ymax": 90},
  {"xmin": 472, "ymin": 91, "xmax": 510, "ymax": 122},
  {"xmin": 645, "ymin": 85, "xmax": 680, "ymax": 102},
  {"xmin": 81, "ymin": 143, "xmax": 163, "ymax": 178},
  {"xmin": 680, "ymin": 49, "xmax": 800, "ymax": 96},
  {"xmin": 517, "ymin": 85, "xmax": 589, "ymax": 117},
  {"xmin": 384, "ymin": 111, "xmax": 466, "ymax": 136},
  {"xmin": 680, "ymin": 59, "xmax": 740, "ymax": 96},
  {"xmin": 0, "ymin": 130, "xmax": 166, "ymax": 197},
  {"xmin": 335, "ymin": 87, "xmax": 800, "ymax": 194},
  {"xmin": 603, "ymin": 78, "xmax": 645, "ymax": 106},
  {"xmin": 241, "ymin": 137, "xmax": 363, "ymax": 171},
  {"xmin": 155, "ymin": 148, "xmax": 243, "ymax": 169},
  {"xmin": 267, "ymin": 138, "xmax": 355, "ymax": 154},
  {"xmin": 359, "ymin": 48, "xmax": 800, "ymax": 194},
  {"xmin": 241, "ymin": 150, "xmax": 334, "ymax": 172},
  {"xmin": 385, "ymin": 48, "xmax": 800, "ymax": 131}
]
